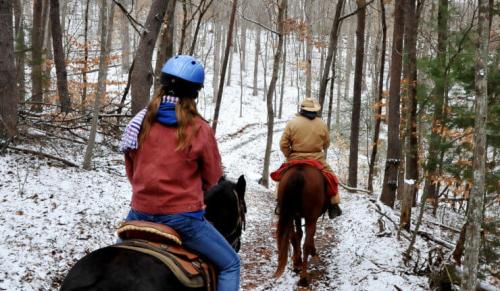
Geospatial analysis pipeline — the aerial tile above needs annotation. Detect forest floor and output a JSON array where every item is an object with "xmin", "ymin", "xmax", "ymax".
[{"xmin": 0, "ymin": 112, "xmax": 435, "ymax": 290}]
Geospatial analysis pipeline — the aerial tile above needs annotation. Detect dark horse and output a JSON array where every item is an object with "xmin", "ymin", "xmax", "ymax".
[
  {"xmin": 274, "ymin": 165, "xmax": 328, "ymax": 286},
  {"xmin": 60, "ymin": 175, "xmax": 246, "ymax": 291}
]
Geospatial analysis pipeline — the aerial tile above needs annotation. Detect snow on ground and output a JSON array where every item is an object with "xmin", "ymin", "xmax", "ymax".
[
  {"xmin": 0, "ymin": 28, "xmax": 438, "ymax": 290},
  {"xmin": 0, "ymin": 94, "xmax": 430, "ymax": 290}
]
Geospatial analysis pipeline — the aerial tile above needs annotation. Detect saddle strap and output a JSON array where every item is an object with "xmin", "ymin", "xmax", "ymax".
[{"xmin": 114, "ymin": 245, "xmax": 205, "ymax": 288}]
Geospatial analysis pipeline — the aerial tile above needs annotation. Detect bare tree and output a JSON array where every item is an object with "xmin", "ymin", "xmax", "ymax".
[
  {"xmin": 119, "ymin": 0, "xmax": 131, "ymax": 73},
  {"xmin": 367, "ymin": 0, "xmax": 386, "ymax": 192},
  {"xmin": 462, "ymin": 0, "xmax": 489, "ymax": 288},
  {"xmin": 13, "ymin": 0, "xmax": 25, "ymax": 102},
  {"xmin": 154, "ymin": 0, "xmax": 177, "ymax": 91},
  {"xmin": 252, "ymin": 25, "xmax": 261, "ymax": 96},
  {"xmin": 423, "ymin": 0, "xmax": 449, "ymax": 212},
  {"xmin": 318, "ymin": 0, "xmax": 345, "ymax": 112},
  {"xmin": 81, "ymin": 0, "xmax": 89, "ymax": 112},
  {"xmin": 31, "ymin": 0, "xmax": 44, "ymax": 112},
  {"xmin": 347, "ymin": 0, "xmax": 367, "ymax": 188},
  {"xmin": 130, "ymin": 0, "xmax": 170, "ymax": 114},
  {"xmin": 0, "ymin": 0, "xmax": 18, "ymax": 138},
  {"xmin": 380, "ymin": 0, "xmax": 405, "ymax": 207},
  {"xmin": 50, "ymin": 0, "xmax": 71, "ymax": 113},
  {"xmin": 304, "ymin": 0, "xmax": 313, "ymax": 98},
  {"xmin": 261, "ymin": 0, "xmax": 286, "ymax": 188},
  {"xmin": 83, "ymin": 0, "xmax": 112, "ymax": 170},
  {"xmin": 212, "ymin": 0, "xmax": 238, "ymax": 133}
]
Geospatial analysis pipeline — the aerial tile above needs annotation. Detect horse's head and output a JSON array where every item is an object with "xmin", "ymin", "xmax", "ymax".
[{"xmin": 204, "ymin": 175, "xmax": 246, "ymax": 252}]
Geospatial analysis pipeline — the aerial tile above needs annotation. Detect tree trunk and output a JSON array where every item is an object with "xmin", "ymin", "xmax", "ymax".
[
  {"xmin": 423, "ymin": 0, "xmax": 448, "ymax": 209},
  {"xmin": 347, "ymin": 0, "xmax": 366, "ymax": 188},
  {"xmin": 189, "ymin": 0, "xmax": 214, "ymax": 55},
  {"xmin": 260, "ymin": 0, "xmax": 286, "ymax": 188},
  {"xmin": 380, "ymin": 0, "xmax": 405, "ymax": 208},
  {"xmin": 318, "ymin": 0, "xmax": 345, "ymax": 113},
  {"xmin": 83, "ymin": 0, "xmax": 110, "ymax": 170},
  {"xmin": 304, "ymin": 0, "xmax": 313, "ymax": 98},
  {"xmin": 130, "ymin": 0, "xmax": 170, "ymax": 114},
  {"xmin": 154, "ymin": 0, "xmax": 176, "ymax": 92},
  {"xmin": 252, "ymin": 26, "xmax": 261, "ymax": 96},
  {"xmin": 50, "ymin": 0, "xmax": 71, "ymax": 113},
  {"xmin": 14, "ymin": 0, "xmax": 25, "ymax": 103},
  {"xmin": 343, "ymin": 22, "xmax": 354, "ymax": 110},
  {"xmin": 81, "ymin": 0, "xmax": 89, "ymax": 112},
  {"xmin": 0, "ymin": 0, "xmax": 18, "ymax": 138},
  {"xmin": 367, "ymin": 0, "xmax": 386, "ymax": 192},
  {"xmin": 400, "ymin": 181, "xmax": 415, "ymax": 231},
  {"xmin": 31, "ymin": 0, "xmax": 44, "ymax": 112},
  {"xmin": 240, "ymin": 17, "xmax": 246, "ymax": 71},
  {"xmin": 462, "ymin": 0, "xmax": 489, "ymax": 288},
  {"xmin": 212, "ymin": 20, "xmax": 222, "ymax": 101},
  {"xmin": 119, "ymin": 0, "xmax": 131, "ymax": 73},
  {"xmin": 211, "ymin": 0, "xmax": 238, "ymax": 133},
  {"xmin": 403, "ymin": 0, "xmax": 419, "ymax": 205}
]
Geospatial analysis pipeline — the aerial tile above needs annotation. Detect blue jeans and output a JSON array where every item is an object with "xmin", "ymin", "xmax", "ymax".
[{"xmin": 125, "ymin": 209, "xmax": 240, "ymax": 291}]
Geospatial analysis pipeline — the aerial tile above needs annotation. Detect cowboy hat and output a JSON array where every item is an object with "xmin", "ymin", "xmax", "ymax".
[{"xmin": 300, "ymin": 97, "xmax": 321, "ymax": 112}]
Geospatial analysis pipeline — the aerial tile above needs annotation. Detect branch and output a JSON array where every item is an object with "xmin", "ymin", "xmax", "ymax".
[
  {"xmin": 339, "ymin": 182, "xmax": 372, "ymax": 194},
  {"xmin": 238, "ymin": 10, "xmax": 281, "ymax": 35},
  {"xmin": 339, "ymin": 0, "xmax": 375, "ymax": 22},
  {"xmin": 112, "ymin": 0, "xmax": 145, "ymax": 34},
  {"xmin": 7, "ymin": 146, "xmax": 79, "ymax": 167}
]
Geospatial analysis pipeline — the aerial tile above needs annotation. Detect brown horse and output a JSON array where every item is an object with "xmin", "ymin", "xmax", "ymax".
[{"xmin": 274, "ymin": 164, "xmax": 329, "ymax": 286}]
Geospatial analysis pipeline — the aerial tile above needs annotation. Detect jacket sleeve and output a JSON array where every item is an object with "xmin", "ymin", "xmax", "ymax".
[
  {"xmin": 125, "ymin": 152, "xmax": 134, "ymax": 183},
  {"xmin": 280, "ymin": 124, "xmax": 292, "ymax": 158},
  {"xmin": 200, "ymin": 126, "xmax": 223, "ymax": 191}
]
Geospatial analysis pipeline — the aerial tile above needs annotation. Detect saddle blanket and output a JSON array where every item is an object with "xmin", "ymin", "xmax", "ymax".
[{"xmin": 270, "ymin": 159, "xmax": 339, "ymax": 197}]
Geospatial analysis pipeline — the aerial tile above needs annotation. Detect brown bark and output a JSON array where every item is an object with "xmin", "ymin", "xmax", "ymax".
[
  {"xmin": 403, "ymin": 0, "xmax": 419, "ymax": 205},
  {"xmin": 260, "ymin": 0, "xmax": 286, "ymax": 188},
  {"xmin": 423, "ymin": 0, "xmax": 448, "ymax": 208},
  {"xmin": 0, "ymin": 0, "xmax": 18, "ymax": 138},
  {"xmin": 367, "ymin": 0, "xmax": 386, "ymax": 192},
  {"xmin": 252, "ymin": 26, "xmax": 261, "ymax": 96},
  {"xmin": 14, "ymin": 0, "xmax": 25, "ymax": 102},
  {"xmin": 188, "ymin": 0, "xmax": 214, "ymax": 55},
  {"xmin": 50, "ymin": 0, "xmax": 71, "ymax": 113},
  {"xmin": 154, "ymin": 0, "xmax": 176, "ymax": 91},
  {"xmin": 31, "ymin": 0, "xmax": 44, "ymax": 112},
  {"xmin": 318, "ymin": 0, "xmax": 345, "ymax": 113},
  {"xmin": 83, "ymin": 0, "xmax": 111, "ymax": 170},
  {"xmin": 347, "ymin": 0, "xmax": 366, "ymax": 188},
  {"xmin": 130, "ymin": 0, "xmax": 170, "ymax": 114},
  {"xmin": 304, "ymin": 0, "xmax": 313, "ymax": 98},
  {"xmin": 400, "ymin": 181, "xmax": 415, "ymax": 231},
  {"xmin": 81, "ymin": 0, "xmax": 89, "ymax": 112},
  {"xmin": 380, "ymin": 0, "xmax": 405, "ymax": 208},
  {"xmin": 462, "ymin": 0, "xmax": 489, "ymax": 288},
  {"xmin": 211, "ymin": 0, "xmax": 238, "ymax": 133},
  {"xmin": 119, "ymin": 0, "xmax": 131, "ymax": 73}
]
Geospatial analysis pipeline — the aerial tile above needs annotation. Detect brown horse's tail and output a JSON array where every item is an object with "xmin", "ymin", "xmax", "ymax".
[{"xmin": 274, "ymin": 168, "xmax": 304, "ymax": 277}]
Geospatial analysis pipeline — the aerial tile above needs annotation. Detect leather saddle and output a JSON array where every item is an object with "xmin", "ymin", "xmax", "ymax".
[{"xmin": 115, "ymin": 220, "xmax": 217, "ymax": 291}]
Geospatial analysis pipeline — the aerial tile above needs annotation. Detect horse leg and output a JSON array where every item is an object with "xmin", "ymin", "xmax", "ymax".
[
  {"xmin": 298, "ymin": 222, "xmax": 317, "ymax": 287},
  {"xmin": 291, "ymin": 216, "xmax": 303, "ymax": 272}
]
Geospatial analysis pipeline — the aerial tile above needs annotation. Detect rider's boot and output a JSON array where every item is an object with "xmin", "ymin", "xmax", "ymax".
[{"xmin": 327, "ymin": 195, "xmax": 342, "ymax": 219}]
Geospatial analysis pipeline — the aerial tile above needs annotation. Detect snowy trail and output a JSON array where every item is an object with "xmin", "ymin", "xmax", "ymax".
[{"xmin": 0, "ymin": 116, "xmax": 428, "ymax": 291}]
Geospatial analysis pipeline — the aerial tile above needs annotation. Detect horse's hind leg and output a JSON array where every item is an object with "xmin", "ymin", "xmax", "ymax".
[
  {"xmin": 291, "ymin": 216, "xmax": 303, "ymax": 272},
  {"xmin": 298, "ymin": 222, "xmax": 317, "ymax": 286}
]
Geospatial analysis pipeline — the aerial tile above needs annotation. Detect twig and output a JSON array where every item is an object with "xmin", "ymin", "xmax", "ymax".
[
  {"xmin": 112, "ymin": 0, "xmax": 144, "ymax": 34},
  {"xmin": 8, "ymin": 146, "xmax": 79, "ymax": 168},
  {"xmin": 238, "ymin": 11, "xmax": 281, "ymax": 35}
]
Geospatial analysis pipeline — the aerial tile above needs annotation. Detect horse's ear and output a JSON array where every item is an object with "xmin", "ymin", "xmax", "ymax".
[{"xmin": 236, "ymin": 175, "xmax": 246, "ymax": 197}]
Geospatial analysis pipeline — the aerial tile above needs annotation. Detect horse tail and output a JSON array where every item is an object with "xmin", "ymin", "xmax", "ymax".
[{"xmin": 274, "ymin": 169, "xmax": 304, "ymax": 277}]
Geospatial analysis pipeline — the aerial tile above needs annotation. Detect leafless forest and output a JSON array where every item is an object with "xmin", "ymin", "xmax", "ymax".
[{"xmin": 0, "ymin": 0, "xmax": 498, "ymax": 290}]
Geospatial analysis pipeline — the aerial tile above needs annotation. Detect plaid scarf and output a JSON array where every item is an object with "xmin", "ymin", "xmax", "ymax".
[{"xmin": 119, "ymin": 96, "xmax": 178, "ymax": 153}]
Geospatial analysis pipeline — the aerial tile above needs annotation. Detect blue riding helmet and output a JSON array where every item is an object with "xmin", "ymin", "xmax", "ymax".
[{"xmin": 161, "ymin": 55, "xmax": 205, "ymax": 85}]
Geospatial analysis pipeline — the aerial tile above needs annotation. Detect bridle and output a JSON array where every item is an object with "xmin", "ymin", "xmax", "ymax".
[{"xmin": 224, "ymin": 189, "xmax": 246, "ymax": 250}]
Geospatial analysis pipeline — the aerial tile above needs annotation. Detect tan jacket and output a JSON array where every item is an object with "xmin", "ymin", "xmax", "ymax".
[{"xmin": 279, "ymin": 114, "xmax": 331, "ymax": 171}]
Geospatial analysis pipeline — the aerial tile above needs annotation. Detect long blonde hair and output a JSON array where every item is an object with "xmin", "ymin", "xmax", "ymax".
[{"xmin": 138, "ymin": 88, "xmax": 201, "ymax": 151}]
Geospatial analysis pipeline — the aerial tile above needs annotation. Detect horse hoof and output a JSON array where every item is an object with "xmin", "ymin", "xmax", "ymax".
[{"xmin": 298, "ymin": 276, "xmax": 309, "ymax": 287}]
